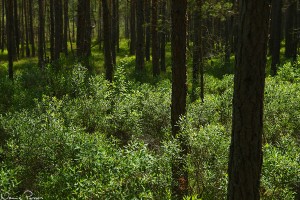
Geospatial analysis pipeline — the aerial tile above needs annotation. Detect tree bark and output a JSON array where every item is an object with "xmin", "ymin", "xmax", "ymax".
[
  {"xmin": 152, "ymin": 0, "xmax": 160, "ymax": 76},
  {"xmin": 13, "ymin": 0, "xmax": 19, "ymax": 58},
  {"xmin": 269, "ymin": 0, "xmax": 282, "ymax": 76},
  {"xmin": 171, "ymin": 0, "xmax": 188, "ymax": 199},
  {"xmin": 285, "ymin": 0, "xmax": 297, "ymax": 60},
  {"xmin": 63, "ymin": 0, "xmax": 68, "ymax": 56},
  {"xmin": 24, "ymin": 0, "xmax": 30, "ymax": 57},
  {"xmin": 160, "ymin": 0, "xmax": 167, "ymax": 72},
  {"xmin": 227, "ymin": 1, "xmax": 270, "ymax": 199},
  {"xmin": 129, "ymin": 0, "xmax": 136, "ymax": 55},
  {"xmin": 54, "ymin": 0, "xmax": 63, "ymax": 61},
  {"xmin": 102, "ymin": 0, "xmax": 114, "ymax": 82},
  {"xmin": 145, "ymin": 0, "xmax": 150, "ymax": 61},
  {"xmin": 38, "ymin": 0, "xmax": 45, "ymax": 68},
  {"xmin": 28, "ymin": 0, "xmax": 35, "ymax": 57},
  {"xmin": 50, "ymin": 0, "xmax": 55, "ymax": 60},
  {"xmin": 6, "ymin": 0, "xmax": 15, "ymax": 80},
  {"xmin": 135, "ymin": 0, "xmax": 145, "ymax": 72}
]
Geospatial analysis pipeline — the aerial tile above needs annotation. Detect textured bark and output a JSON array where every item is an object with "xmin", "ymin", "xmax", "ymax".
[
  {"xmin": 6, "ymin": 0, "xmax": 15, "ymax": 80},
  {"xmin": 152, "ymin": 0, "xmax": 160, "ymax": 76},
  {"xmin": 102, "ymin": 0, "xmax": 114, "ymax": 82},
  {"xmin": 129, "ymin": 0, "xmax": 136, "ymax": 55},
  {"xmin": 269, "ymin": 0, "xmax": 282, "ymax": 76},
  {"xmin": 77, "ymin": 0, "xmax": 91, "ymax": 69},
  {"xmin": 171, "ymin": 0, "xmax": 188, "ymax": 199},
  {"xmin": 285, "ymin": 1, "xmax": 297, "ymax": 60},
  {"xmin": 38, "ymin": 0, "xmax": 45, "ymax": 68},
  {"xmin": 145, "ymin": 0, "xmax": 150, "ymax": 61},
  {"xmin": 135, "ymin": 0, "xmax": 144, "ymax": 72},
  {"xmin": 227, "ymin": 1, "xmax": 270, "ymax": 199}
]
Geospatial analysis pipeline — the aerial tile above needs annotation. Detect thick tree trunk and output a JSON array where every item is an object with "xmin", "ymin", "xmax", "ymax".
[
  {"xmin": 77, "ymin": 0, "xmax": 91, "ymax": 69},
  {"xmin": 135, "ymin": 0, "xmax": 144, "ymax": 72},
  {"xmin": 102, "ymin": 0, "xmax": 113, "ymax": 82},
  {"xmin": 269, "ymin": 0, "xmax": 282, "ymax": 76},
  {"xmin": 152, "ymin": 0, "xmax": 160, "ymax": 76},
  {"xmin": 171, "ymin": 0, "xmax": 188, "ymax": 199},
  {"xmin": 129, "ymin": 0, "xmax": 136, "ymax": 55},
  {"xmin": 38, "ymin": 0, "xmax": 45, "ymax": 68},
  {"xmin": 227, "ymin": 1, "xmax": 270, "ymax": 199}
]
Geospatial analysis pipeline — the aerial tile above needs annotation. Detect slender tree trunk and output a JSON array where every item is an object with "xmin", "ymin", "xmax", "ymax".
[
  {"xmin": 145, "ymin": 0, "xmax": 150, "ymax": 61},
  {"xmin": 13, "ymin": 0, "xmax": 19, "ymax": 58},
  {"xmin": 270, "ymin": 0, "xmax": 282, "ymax": 76},
  {"xmin": 160, "ymin": 0, "xmax": 166, "ymax": 72},
  {"xmin": 152, "ymin": 0, "xmax": 160, "ymax": 76},
  {"xmin": 135, "ymin": 0, "xmax": 145, "ymax": 72},
  {"xmin": 124, "ymin": 0, "xmax": 129, "ymax": 39},
  {"xmin": 63, "ymin": 0, "xmax": 68, "ymax": 56},
  {"xmin": 192, "ymin": 0, "xmax": 203, "ymax": 102},
  {"xmin": 285, "ymin": 0, "xmax": 297, "ymax": 60},
  {"xmin": 6, "ymin": 0, "xmax": 15, "ymax": 80},
  {"xmin": 111, "ymin": 0, "xmax": 117, "ymax": 64},
  {"xmin": 98, "ymin": 0, "xmax": 102, "ymax": 50},
  {"xmin": 102, "ymin": 0, "xmax": 113, "ymax": 82},
  {"xmin": 54, "ymin": 0, "xmax": 63, "ymax": 61},
  {"xmin": 20, "ymin": 0, "xmax": 25, "ymax": 57},
  {"xmin": 129, "ymin": 0, "xmax": 136, "ymax": 55},
  {"xmin": 50, "ymin": 0, "xmax": 55, "ymax": 60},
  {"xmin": 24, "ymin": 0, "xmax": 30, "ymax": 57},
  {"xmin": 1, "ymin": 0, "xmax": 5, "ymax": 52},
  {"xmin": 171, "ymin": 0, "xmax": 188, "ymax": 199},
  {"xmin": 227, "ymin": 0, "xmax": 270, "ymax": 199},
  {"xmin": 28, "ymin": 0, "xmax": 35, "ymax": 57},
  {"xmin": 38, "ymin": 0, "xmax": 45, "ymax": 68}
]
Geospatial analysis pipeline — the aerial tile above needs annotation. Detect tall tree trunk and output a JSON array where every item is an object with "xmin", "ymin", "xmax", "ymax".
[
  {"xmin": 129, "ymin": 0, "xmax": 136, "ymax": 55},
  {"xmin": 24, "ymin": 0, "xmax": 30, "ymax": 57},
  {"xmin": 54, "ymin": 0, "xmax": 63, "ymax": 61},
  {"xmin": 13, "ymin": 0, "xmax": 19, "ymax": 58},
  {"xmin": 98, "ymin": 0, "xmax": 102, "ymax": 50},
  {"xmin": 192, "ymin": 0, "xmax": 203, "ymax": 102},
  {"xmin": 227, "ymin": 1, "xmax": 270, "ymax": 199},
  {"xmin": 20, "ymin": 0, "xmax": 25, "ymax": 57},
  {"xmin": 50, "ymin": 0, "xmax": 55, "ymax": 60},
  {"xmin": 28, "ymin": 0, "xmax": 35, "ymax": 57},
  {"xmin": 1, "ymin": 0, "xmax": 5, "ymax": 52},
  {"xmin": 63, "ymin": 0, "xmax": 68, "ymax": 56},
  {"xmin": 145, "ymin": 0, "xmax": 150, "ymax": 61},
  {"xmin": 77, "ymin": 0, "xmax": 91, "ymax": 69},
  {"xmin": 124, "ymin": 0, "xmax": 129, "ymax": 39},
  {"xmin": 285, "ymin": 0, "xmax": 297, "ymax": 60},
  {"xmin": 102, "ymin": 0, "xmax": 113, "ymax": 82},
  {"xmin": 160, "ymin": 0, "xmax": 166, "ymax": 72},
  {"xmin": 6, "ymin": 0, "xmax": 15, "ymax": 80},
  {"xmin": 135, "ymin": 0, "xmax": 144, "ymax": 72},
  {"xmin": 38, "ymin": 0, "xmax": 45, "ymax": 68},
  {"xmin": 111, "ymin": 0, "xmax": 117, "ymax": 64},
  {"xmin": 171, "ymin": 0, "xmax": 188, "ymax": 199},
  {"xmin": 152, "ymin": 0, "xmax": 160, "ymax": 76},
  {"xmin": 270, "ymin": 0, "xmax": 282, "ymax": 76}
]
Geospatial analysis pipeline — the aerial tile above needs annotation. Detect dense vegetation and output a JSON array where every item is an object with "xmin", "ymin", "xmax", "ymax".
[
  {"xmin": 0, "ymin": 44, "xmax": 299, "ymax": 199},
  {"xmin": 0, "ymin": 0, "xmax": 300, "ymax": 199}
]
